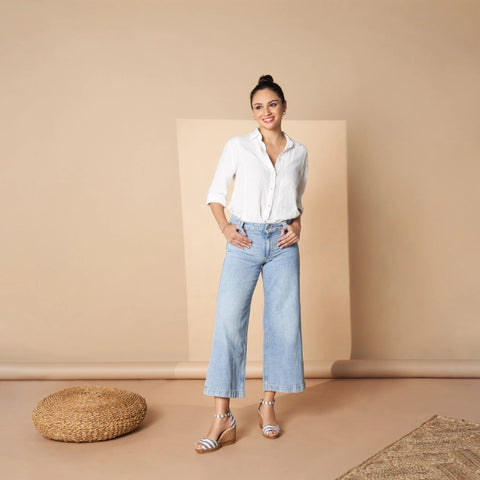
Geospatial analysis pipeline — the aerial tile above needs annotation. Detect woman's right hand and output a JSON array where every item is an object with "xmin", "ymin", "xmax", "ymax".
[{"xmin": 223, "ymin": 224, "xmax": 252, "ymax": 249}]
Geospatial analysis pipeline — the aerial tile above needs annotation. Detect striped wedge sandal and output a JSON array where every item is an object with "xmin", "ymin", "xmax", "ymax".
[
  {"xmin": 194, "ymin": 411, "xmax": 237, "ymax": 454},
  {"xmin": 257, "ymin": 399, "xmax": 280, "ymax": 439}
]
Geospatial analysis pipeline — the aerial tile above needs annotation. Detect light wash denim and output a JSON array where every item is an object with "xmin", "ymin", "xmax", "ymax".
[{"xmin": 204, "ymin": 215, "xmax": 305, "ymax": 398}]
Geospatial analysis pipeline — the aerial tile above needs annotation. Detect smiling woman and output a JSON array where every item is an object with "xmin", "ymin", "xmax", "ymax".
[{"xmin": 194, "ymin": 75, "xmax": 309, "ymax": 454}]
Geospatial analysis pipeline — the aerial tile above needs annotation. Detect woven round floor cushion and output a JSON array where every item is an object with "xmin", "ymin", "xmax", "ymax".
[{"xmin": 32, "ymin": 385, "xmax": 147, "ymax": 442}]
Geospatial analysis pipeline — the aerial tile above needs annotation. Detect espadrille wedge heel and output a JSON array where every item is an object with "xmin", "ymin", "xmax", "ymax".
[
  {"xmin": 257, "ymin": 399, "xmax": 280, "ymax": 439},
  {"xmin": 195, "ymin": 411, "xmax": 237, "ymax": 454}
]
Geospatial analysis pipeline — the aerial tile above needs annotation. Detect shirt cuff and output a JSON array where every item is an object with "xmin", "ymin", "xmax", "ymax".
[{"xmin": 206, "ymin": 193, "xmax": 227, "ymax": 206}]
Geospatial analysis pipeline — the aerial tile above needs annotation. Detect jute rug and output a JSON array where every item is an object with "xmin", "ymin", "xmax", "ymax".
[{"xmin": 336, "ymin": 415, "xmax": 480, "ymax": 480}]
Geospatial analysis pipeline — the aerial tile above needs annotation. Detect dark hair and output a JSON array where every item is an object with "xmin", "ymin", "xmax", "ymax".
[{"xmin": 250, "ymin": 75, "xmax": 286, "ymax": 108}]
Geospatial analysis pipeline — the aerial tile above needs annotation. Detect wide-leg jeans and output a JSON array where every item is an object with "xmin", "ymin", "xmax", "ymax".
[{"xmin": 204, "ymin": 216, "xmax": 305, "ymax": 398}]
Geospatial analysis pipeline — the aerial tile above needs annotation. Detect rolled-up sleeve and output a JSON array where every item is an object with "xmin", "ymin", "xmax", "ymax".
[{"xmin": 206, "ymin": 140, "xmax": 236, "ymax": 206}]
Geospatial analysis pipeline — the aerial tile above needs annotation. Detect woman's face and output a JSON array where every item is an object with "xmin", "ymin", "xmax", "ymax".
[{"xmin": 251, "ymin": 89, "xmax": 286, "ymax": 131}]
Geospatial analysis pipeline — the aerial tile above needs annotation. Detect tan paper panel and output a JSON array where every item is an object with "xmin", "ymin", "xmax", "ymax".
[{"xmin": 176, "ymin": 120, "xmax": 351, "ymax": 363}]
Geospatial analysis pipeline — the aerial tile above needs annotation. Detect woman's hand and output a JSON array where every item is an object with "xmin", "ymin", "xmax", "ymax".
[
  {"xmin": 209, "ymin": 203, "xmax": 252, "ymax": 250},
  {"xmin": 223, "ymin": 224, "xmax": 252, "ymax": 249},
  {"xmin": 277, "ymin": 221, "xmax": 301, "ymax": 249}
]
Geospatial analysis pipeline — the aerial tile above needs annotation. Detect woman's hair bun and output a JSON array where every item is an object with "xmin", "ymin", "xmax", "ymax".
[
  {"xmin": 258, "ymin": 74, "xmax": 274, "ymax": 84},
  {"xmin": 250, "ymin": 74, "xmax": 285, "ymax": 107}
]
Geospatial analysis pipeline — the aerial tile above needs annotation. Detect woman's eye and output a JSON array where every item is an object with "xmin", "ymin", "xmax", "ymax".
[
  {"xmin": 270, "ymin": 102, "xmax": 277, "ymax": 108},
  {"xmin": 255, "ymin": 106, "xmax": 262, "ymax": 110}
]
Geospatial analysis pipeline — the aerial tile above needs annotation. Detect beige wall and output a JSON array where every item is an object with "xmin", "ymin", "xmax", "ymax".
[{"xmin": 1, "ymin": 0, "xmax": 480, "ymax": 376}]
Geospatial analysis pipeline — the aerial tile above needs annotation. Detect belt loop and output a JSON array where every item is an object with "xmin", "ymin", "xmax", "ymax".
[{"xmin": 236, "ymin": 218, "xmax": 245, "ymax": 230}]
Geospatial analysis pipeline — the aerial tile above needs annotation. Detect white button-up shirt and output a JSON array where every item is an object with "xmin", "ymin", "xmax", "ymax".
[{"xmin": 207, "ymin": 129, "xmax": 308, "ymax": 223}]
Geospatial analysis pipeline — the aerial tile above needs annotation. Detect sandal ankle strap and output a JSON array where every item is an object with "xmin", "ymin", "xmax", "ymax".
[
  {"xmin": 260, "ymin": 398, "xmax": 275, "ymax": 406},
  {"xmin": 213, "ymin": 411, "xmax": 232, "ymax": 419}
]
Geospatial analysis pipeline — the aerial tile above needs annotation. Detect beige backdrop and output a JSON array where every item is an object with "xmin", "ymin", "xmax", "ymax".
[{"xmin": 1, "ymin": 0, "xmax": 479, "ymax": 379}]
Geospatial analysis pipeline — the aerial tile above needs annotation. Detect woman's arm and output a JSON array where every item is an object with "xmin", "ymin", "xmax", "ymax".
[{"xmin": 209, "ymin": 202, "xmax": 252, "ymax": 250}]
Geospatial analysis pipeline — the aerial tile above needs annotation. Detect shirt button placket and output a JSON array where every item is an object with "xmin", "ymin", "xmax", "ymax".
[{"xmin": 266, "ymin": 173, "xmax": 275, "ymax": 218}]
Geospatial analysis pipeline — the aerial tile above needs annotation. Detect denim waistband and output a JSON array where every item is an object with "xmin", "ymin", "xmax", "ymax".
[{"xmin": 230, "ymin": 215, "xmax": 292, "ymax": 232}]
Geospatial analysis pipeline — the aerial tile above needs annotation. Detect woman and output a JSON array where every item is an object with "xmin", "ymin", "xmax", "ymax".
[{"xmin": 195, "ymin": 75, "xmax": 308, "ymax": 454}]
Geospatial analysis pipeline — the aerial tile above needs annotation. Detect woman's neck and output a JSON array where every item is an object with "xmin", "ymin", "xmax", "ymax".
[{"xmin": 259, "ymin": 127, "xmax": 284, "ymax": 145}]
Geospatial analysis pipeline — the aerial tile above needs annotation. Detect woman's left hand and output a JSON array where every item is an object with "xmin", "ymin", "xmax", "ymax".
[{"xmin": 277, "ymin": 221, "xmax": 301, "ymax": 249}]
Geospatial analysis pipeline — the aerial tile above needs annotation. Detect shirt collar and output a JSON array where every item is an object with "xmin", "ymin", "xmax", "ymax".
[{"xmin": 249, "ymin": 128, "xmax": 295, "ymax": 150}]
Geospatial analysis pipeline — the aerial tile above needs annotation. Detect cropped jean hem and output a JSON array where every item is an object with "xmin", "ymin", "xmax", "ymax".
[
  {"xmin": 263, "ymin": 383, "xmax": 305, "ymax": 394},
  {"xmin": 203, "ymin": 387, "xmax": 245, "ymax": 398}
]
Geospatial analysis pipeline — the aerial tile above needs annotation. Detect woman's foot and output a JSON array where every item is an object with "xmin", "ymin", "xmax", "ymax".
[
  {"xmin": 194, "ymin": 412, "xmax": 237, "ymax": 454},
  {"xmin": 258, "ymin": 399, "xmax": 280, "ymax": 439}
]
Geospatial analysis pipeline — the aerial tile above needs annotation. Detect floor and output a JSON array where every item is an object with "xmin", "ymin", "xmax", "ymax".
[{"xmin": 2, "ymin": 378, "xmax": 480, "ymax": 480}]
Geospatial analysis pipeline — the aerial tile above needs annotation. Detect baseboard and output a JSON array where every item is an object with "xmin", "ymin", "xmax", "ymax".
[
  {"xmin": 1, "ymin": 359, "xmax": 480, "ymax": 380},
  {"xmin": 0, "ymin": 361, "xmax": 333, "ymax": 380},
  {"xmin": 331, "ymin": 359, "xmax": 480, "ymax": 378}
]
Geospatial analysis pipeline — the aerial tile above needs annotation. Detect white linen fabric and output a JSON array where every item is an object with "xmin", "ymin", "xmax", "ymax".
[{"xmin": 206, "ymin": 129, "xmax": 308, "ymax": 223}]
